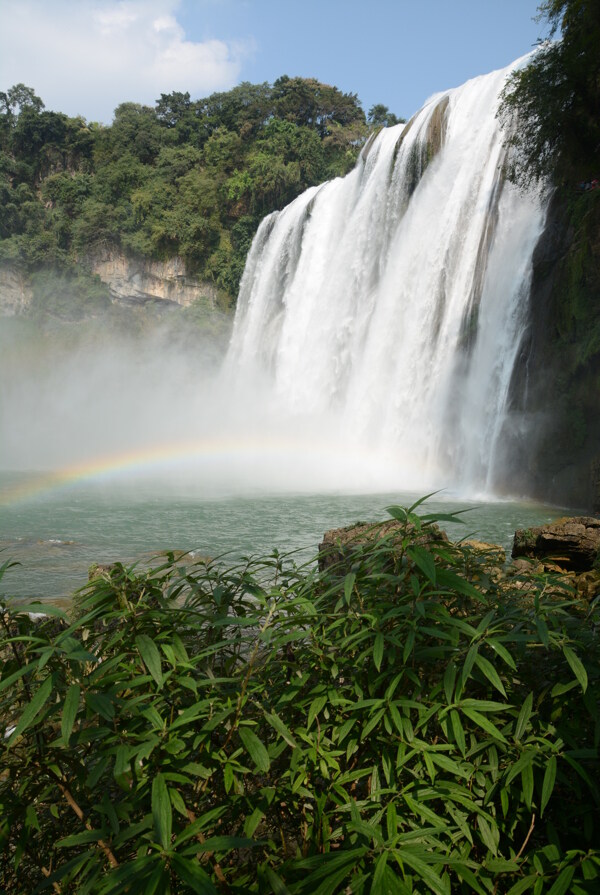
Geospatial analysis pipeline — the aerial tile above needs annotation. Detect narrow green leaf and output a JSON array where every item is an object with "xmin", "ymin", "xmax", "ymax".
[
  {"xmin": 547, "ymin": 865, "xmax": 575, "ymax": 895},
  {"xmin": 136, "ymin": 634, "xmax": 163, "ymax": 688},
  {"xmin": 344, "ymin": 572, "xmax": 356, "ymax": 604},
  {"xmin": 444, "ymin": 663, "xmax": 457, "ymax": 704},
  {"xmin": 487, "ymin": 637, "xmax": 517, "ymax": 670},
  {"xmin": 563, "ymin": 646, "xmax": 588, "ymax": 693},
  {"xmin": 540, "ymin": 755, "xmax": 557, "ymax": 816},
  {"xmin": 152, "ymin": 773, "xmax": 172, "ymax": 850},
  {"xmin": 8, "ymin": 675, "xmax": 52, "ymax": 746},
  {"xmin": 171, "ymin": 854, "xmax": 216, "ymax": 893},
  {"xmin": 264, "ymin": 710, "xmax": 297, "ymax": 748},
  {"xmin": 169, "ymin": 787, "xmax": 188, "ymax": 819},
  {"xmin": 506, "ymin": 749, "xmax": 536, "ymax": 786},
  {"xmin": 61, "ymin": 683, "xmax": 80, "ymax": 743},
  {"xmin": 506, "ymin": 874, "xmax": 538, "ymax": 895},
  {"xmin": 408, "ymin": 545, "xmax": 437, "ymax": 584},
  {"xmin": 474, "ymin": 654, "xmax": 507, "ymax": 697},
  {"xmin": 307, "ymin": 695, "xmax": 328, "ymax": 730},
  {"xmin": 463, "ymin": 644, "xmax": 478, "ymax": 680},
  {"xmin": 476, "ymin": 815, "xmax": 498, "ymax": 856},
  {"xmin": 450, "ymin": 709, "xmax": 466, "ymax": 756},
  {"xmin": 373, "ymin": 632, "xmax": 384, "ymax": 672},
  {"xmin": 461, "ymin": 707, "xmax": 507, "ymax": 743},
  {"xmin": 56, "ymin": 829, "xmax": 103, "ymax": 848},
  {"xmin": 396, "ymin": 849, "xmax": 447, "ymax": 895},
  {"xmin": 386, "ymin": 801, "xmax": 398, "ymax": 840},
  {"xmin": 521, "ymin": 762, "xmax": 534, "ymax": 810},
  {"xmin": 239, "ymin": 726, "xmax": 270, "ymax": 772},
  {"xmin": 372, "ymin": 851, "xmax": 388, "ymax": 889},
  {"xmin": 514, "ymin": 692, "xmax": 533, "ymax": 741}
]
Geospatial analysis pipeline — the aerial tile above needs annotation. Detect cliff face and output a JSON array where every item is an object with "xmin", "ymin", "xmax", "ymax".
[
  {"xmin": 501, "ymin": 191, "xmax": 600, "ymax": 511},
  {"xmin": 87, "ymin": 250, "xmax": 221, "ymax": 309},
  {"xmin": 0, "ymin": 252, "xmax": 223, "ymax": 318},
  {"xmin": 0, "ymin": 267, "xmax": 33, "ymax": 315}
]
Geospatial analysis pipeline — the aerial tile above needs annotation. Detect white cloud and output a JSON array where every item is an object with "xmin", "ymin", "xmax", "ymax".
[{"xmin": 0, "ymin": 0, "xmax": 253, "ymax": 123}]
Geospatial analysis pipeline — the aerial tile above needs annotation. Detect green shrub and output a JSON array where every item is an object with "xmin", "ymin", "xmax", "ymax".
[{"xmin": 1, "ymin": 500, "xmax": 599, "ymax": 893}]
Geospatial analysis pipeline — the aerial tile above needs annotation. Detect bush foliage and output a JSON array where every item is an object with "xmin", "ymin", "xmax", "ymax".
[{"xmin": 1, "ymin": 501, "xmax": 599, "ymax": 893}]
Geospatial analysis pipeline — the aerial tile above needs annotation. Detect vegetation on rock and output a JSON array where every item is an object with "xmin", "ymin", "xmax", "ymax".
[
  {"xmin": 1, "ymin": 501, "xmax": 599, "ymax": 893},
  {"xmin": 0, "ymin": 78, "xmax": 400, "ymax": 306}
]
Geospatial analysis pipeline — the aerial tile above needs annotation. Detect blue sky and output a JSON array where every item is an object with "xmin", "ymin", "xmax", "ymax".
[{"xmin": 0, "ymin": 0, "xmax": 546, "ymax": 124}]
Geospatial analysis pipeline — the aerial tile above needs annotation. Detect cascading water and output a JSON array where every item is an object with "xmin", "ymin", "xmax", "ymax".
[{"xmin": 226, "ymin": 59, "xmax": 547, "ymax": 496}]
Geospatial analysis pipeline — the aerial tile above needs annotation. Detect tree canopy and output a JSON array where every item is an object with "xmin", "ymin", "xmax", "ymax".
[
  {"xmin": 0, "ymin": 77, "xmax": 401, "ymax": 300},
  {"xmin": 498, "ymin": 0, "xmax": 600, "ymax": 188}
]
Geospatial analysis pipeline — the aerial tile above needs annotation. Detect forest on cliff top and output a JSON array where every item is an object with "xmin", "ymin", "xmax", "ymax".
[{"xmin": 0, "ymin": 77, "xmax": 400, "ymax": 307}]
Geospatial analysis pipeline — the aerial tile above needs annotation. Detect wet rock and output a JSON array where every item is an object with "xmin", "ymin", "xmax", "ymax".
[{"xmin": 512, "ymin": 516, "xmax": 600, "ymax": 572}]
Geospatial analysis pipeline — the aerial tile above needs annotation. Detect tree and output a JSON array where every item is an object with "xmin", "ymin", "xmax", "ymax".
[
  {"xmin": 498, "ymin": 0, "xmax": 600, "ymax": 188},
  {"xmin": 367, "ymin": 103, "xmax": 404, "ymax": 128}
]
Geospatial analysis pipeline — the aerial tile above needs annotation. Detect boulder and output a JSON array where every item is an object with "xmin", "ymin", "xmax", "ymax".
[
  {"xmin": 512, "ymin": 516, "xmax": 600, "ymax": 572},
  {"xmin": 318, "ymin": 519, "xmax": 448, "ymax": 573}
]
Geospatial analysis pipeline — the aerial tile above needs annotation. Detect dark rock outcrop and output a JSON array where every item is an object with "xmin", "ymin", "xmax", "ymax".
[{"xmin": 512, "ymin": 516, "xmax": 600, "ymax": 572}]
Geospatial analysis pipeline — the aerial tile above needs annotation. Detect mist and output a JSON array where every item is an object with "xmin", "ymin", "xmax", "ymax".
[{"xmin": 0, "ymin": 306, "xmax": 412, "ymax": 498}]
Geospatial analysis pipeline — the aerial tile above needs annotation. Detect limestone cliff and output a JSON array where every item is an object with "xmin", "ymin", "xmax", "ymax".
[
  {"xmin": 0, "ymin": 252, "xmax": 223, "ymax": 318},
  {"xmin": 0, "ymin": 266, "xmax": 33, "ymax": 315},
  {"xmin": 87, "ymin": 250, "xmax": 221, "ymax": 309}
]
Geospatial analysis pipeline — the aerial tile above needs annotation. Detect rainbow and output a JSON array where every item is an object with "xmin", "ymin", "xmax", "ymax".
[{"xmin": 0, "ymin": 436, "xmax": 403, "ymax": 508}]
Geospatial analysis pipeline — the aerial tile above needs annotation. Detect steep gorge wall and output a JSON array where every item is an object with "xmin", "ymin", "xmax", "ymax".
[
  {"xmin": 0, "ymin": 251, "xmax": 223, "ymax": 317},
  {"xmin": 0, "ymin": 266, "xmax": 33, "ymax": 315},
  {"xmin": 502, "ymin": 192, "xmax": 600, "ymax": 510},
  {"xmin": 87, "ymin": 250, "xmax": 221, "ymax": 309}
]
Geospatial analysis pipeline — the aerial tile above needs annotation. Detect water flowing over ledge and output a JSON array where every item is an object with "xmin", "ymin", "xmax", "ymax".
[{"xmin": 226, "ymin": 59, "xmax": 547, "ymax": 497}]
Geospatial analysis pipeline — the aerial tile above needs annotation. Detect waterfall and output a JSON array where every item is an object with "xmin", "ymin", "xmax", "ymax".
[{"xmin": 226, "ymin": 60, "xmax": 547, "ymax": 496}]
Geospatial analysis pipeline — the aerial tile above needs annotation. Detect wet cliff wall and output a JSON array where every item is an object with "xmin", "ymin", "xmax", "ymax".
[{"xmin": 503, "ymin": 190, "xmax": 600, "ymax": 510}]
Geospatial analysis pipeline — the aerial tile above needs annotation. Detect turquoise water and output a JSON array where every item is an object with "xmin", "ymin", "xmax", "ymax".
[{"xmin": 0, "ymin": 471, "xmax": 565, "ymax": 602}]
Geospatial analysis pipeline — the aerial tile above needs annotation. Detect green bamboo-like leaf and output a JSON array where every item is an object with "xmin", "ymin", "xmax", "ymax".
[
  {"xmin": 540, "ymin": 755, "xmax": 557, "ymax": 815},
  {"xmin": 395, "ymin": 849, "xmax": 447, "ymax": 895},
  {"xmin": 0, "ymin": 664, "xmax": 34, "ymax": 693},
  {"xmin": 136, "ymin": 634, "xmax": 163, "ymax": 688},
  {"xmin": 408, "ymin": 546, "xmax": 437, "ymax": 584},
  {"xmin": 506, "ymin": 874, "xmax": 538, "ymax": 895},
  {"xmin": 444, "ymin": 663, "xmax": 457, "ymax": 704},
  {"xmin": 152, "ymin": 773, "xmax": 172, "ymax": 850},
  {"xmin": 474, "ymin": 654, "xmax": 507, "ymax": 697},
  {"xmin": 307, "ymin": 695, "xmax": 328, "ymax": 730},
  {"xmin": 264, "ymin": 709, "xmax": 297, "ymax": 748},
  {"xmin": 453, "ymin": 862, "xmax": 487, "ymax": 895},
  {"xmin": 521, "ymin": 762, "xmax": 534, "ymax": 809},
  {"xmin": 373, "ymin": 632, "xmax": 384, "ymax": 671},
  {"xmin": 450, "ymin": 709, "xmax": 466, "ymax": 756},
  {"xmin": 57, "ymin": 829, "xmax": 103, "ymax": 848},
  {"xmin": 514, "ymin": 692, "xmax": 533, "ymax": 741},
  {"xmin": 61, "ymin": 683, "xmax": 80, "ymax": 743},
  {"xmin": 562, "ymin": 645, "xmax": 588, "ymax": 693},
  {"xmin": 506, "ymin": 749, "xmax": 536, "ymax": 785},
  {"xmin": 263, "ymin": 867, "xmax": 291, "ymax": 894},
  {"xmin": 344, "ymin": 572, "xmax": 356, "ymax": 604},
  {"xmin": 462, "ymin": 644, "xmax": 478, "ymax": 680},
  {"xmin": 7, "ymin": 675, "xmax": 53, "ymax": 746},
  {"xmin": 487, "ymin": 637, "xmax": 517, "ymax": 670},
  {"xmin": 547, "ymin": 865, "xmax": 575, "ymax": 895},
  {"xmin": 239, "ymin": 726, "xmax": 270, "ymax": 772},
  {"xmin": 461, "ymin": 707, "xmax": 507, "ymax": 743},
  {"xmin": 171, "ymin": 854, "xmax": 217, "ymax": 893},
  {"xmin": 476, "ymin": 815, "xmax": 498, "ymax": 856},
  {"xmin": 372, "ymin": 851, "xmax": 388, "ymax": 889},
  {"xmin": 386, "ymin": 801, "xmax": 398, "ymax": 840}
]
